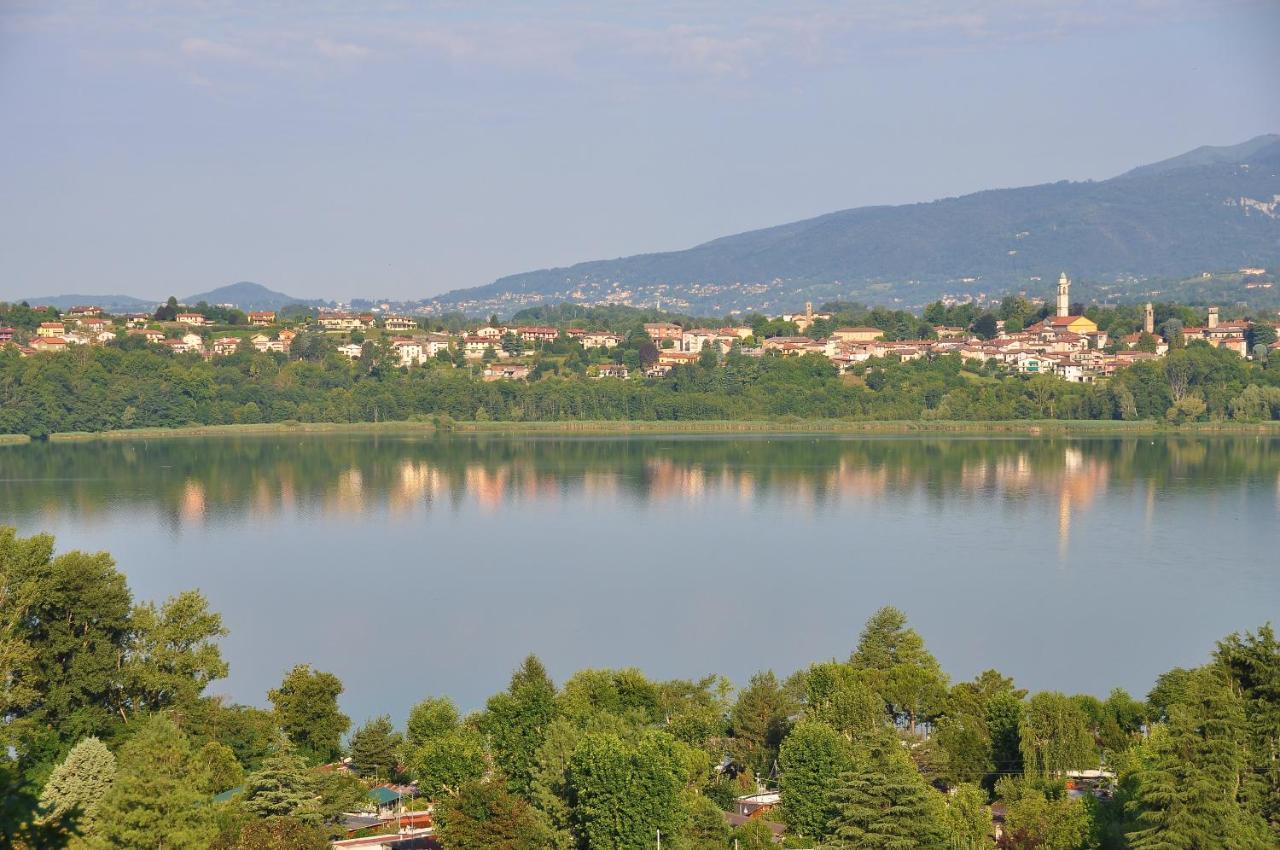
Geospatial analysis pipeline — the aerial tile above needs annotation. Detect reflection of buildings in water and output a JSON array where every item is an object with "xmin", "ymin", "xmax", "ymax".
[
  {"xmin": 582, "ymin": 471, "xmax": 621, "ymax": 503},
  {"xmin": 1054, "ymin": 449, "xmax": 1110, "ymax": 561},
  {"xmin": 991, "ymin": 455, "xmax": 1033, "ymax": 497},
  {"xmin": 464, "ymin": 464, "xmax": 510, "ymax": 510},
  {"xmin": 518, "ymin": 468, "xmax": 560, "ymax": 503},
  {"xmin": 180, "ymin": 479, "xmax": 206, "ymax": 522},
  {"xmin": 1146, "ymin": 481, "xmax": 1156, "ymax": 533},
  {"xmin": 829, "ymin": 459, "xmax": 890, "ymax": 501},
  {"xmin": 388, "ymin": 460, "xmax": 449, "ymax": 514},
  {"xmin": 1058, "ymin": 488, "xmax": 1072, "ymax": 562},
  {"xmin": 116, "ymin": 442, "xmax": 1130, "ymax": 522},
  {"xmin": 644, "ymin": 459, "xmax": 707, "ymax": 502},
  {"xmin": 330, "ymin": 467, "xmax": 364, "ymax": 514},
  {"xmin": 279, "ymin": 475, "xmax": 296, "ymax": 515},
  {"xmin": 251, "ymin": 476, "xmax": 282, "ymax": 519}
]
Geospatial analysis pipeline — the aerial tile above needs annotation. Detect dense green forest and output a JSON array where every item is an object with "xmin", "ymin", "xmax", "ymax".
[
  {"xmin": 3, "ymin": 526, "xmax": 1277, "ymax": 849},
  {"xmin": 3, "ymin": 331, "xmax": 1280, "ymax": 438}
]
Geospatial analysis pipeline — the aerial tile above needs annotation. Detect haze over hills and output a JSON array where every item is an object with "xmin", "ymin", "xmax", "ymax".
[
  {"xmin": 19, "ymin": 282, "xmax": 326, "ymax": 313},
  {"xmin": 180, "ymin": 281, "xmax": 325, "ymax": 311},
  {"xmin": 13, "ymin": 137, "xmax": 1279, "ymax": 318},
  {"xmin": 13, "ymin": 293, "xmax": 161, "ymax": 313},
  {"xmin": 425, "ymin": 134, "xmax": 1280, "ymax": 316}
]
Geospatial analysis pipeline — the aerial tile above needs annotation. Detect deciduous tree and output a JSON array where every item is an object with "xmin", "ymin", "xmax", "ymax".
[
  {"xmin": 195, "ymin": 740, "xmax": 245, "ymax": 796},
  {"xmin": 123, "ymin": 590, "xmax": 228, "ymax": 716},
  {"xmin": 267, "ymin": 665, "xmax": 350, "ymax": 765},
  {"xmin": 409, "ymin": 727, "xmax": 488, "ymax": 800},
  {"xmin": 567, "ymin": 730, "xmax": 688, "ymax": 850},
  {"xmin": 730, "ymin": 671, "xmax": 795, "ymax": 777},
  {"xmin": 1019, "ymin": 692, "xmax": 1095, "ymax": 779},
  {"xmin": 851, "ymin": 606, "xmax": 949, "ymax": 733},
  {"xmin": 405, "ymin": 696, "xmax": 460, "ymax": 748},
  {"xmin": 434, "ymin": 780, "xmax": 551, "ymax": 850},
  {"xmin": 777, "ymin": 720, "xmax": 853, "ymax": 842},
  {"xmin": 481, "ymin": 655, "xmax": 558, "ymax": 799}
]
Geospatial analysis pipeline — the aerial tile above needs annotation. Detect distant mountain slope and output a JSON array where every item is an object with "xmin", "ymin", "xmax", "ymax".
[
  {"xmin": 17, "ymin": 293, "xmax": 159, "ymax": 313},
  {"xmin": 430, "ymin": 134, "xmax": 1280, "ymax": 314},
  {"xmin": 182, "ymin": 281, "xmax": 321, "ymax": 310}
]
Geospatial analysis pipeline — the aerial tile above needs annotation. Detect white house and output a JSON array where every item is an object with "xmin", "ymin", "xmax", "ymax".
[{"xmin": 392, "ymin": 338, "xmax": 426, "ymax": 367}]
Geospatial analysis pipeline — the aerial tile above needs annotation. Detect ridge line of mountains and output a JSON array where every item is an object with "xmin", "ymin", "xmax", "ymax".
[
  {"xmin": 16, "ymin": 134, "xmax": 1280, "ymax": 316},
  {"xmin": 426, "ymin": 133, "xmax": 1279, "ymax": 315}
]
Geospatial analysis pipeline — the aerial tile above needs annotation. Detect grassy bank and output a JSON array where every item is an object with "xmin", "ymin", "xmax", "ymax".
[
  {"xmin": 0, "ymin": 433, "xmax": 32, "ymax": 446},
  {"xmin": 32, "ymin": 418, "xmax": 1280, "ymax": 443}
]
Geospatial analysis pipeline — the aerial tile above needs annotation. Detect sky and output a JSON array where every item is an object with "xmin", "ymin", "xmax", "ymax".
[{"xmin": 2, "ymin": 1, "xmax": 1278, "ymax": 303}]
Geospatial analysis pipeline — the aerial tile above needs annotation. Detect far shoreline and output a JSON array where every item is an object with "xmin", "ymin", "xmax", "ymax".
[{"xmin": 0, "ymin": 418, "xmax": 1275, "ymax": 444}]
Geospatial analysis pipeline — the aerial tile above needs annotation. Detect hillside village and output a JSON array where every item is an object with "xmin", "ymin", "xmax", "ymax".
[{"xmin": 3, "ymin": 273, "xmax": 1276, "ymax": 387}]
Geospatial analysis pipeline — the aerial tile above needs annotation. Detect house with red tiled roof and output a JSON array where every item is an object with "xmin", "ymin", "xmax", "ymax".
[{"xmin": 30, "ymin": 336, "xmax": 68, "ymax": 352}]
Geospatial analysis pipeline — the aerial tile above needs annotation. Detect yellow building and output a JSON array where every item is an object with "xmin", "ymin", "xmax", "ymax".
[{"xmin": 1047, "ymin": 315, "xmax": 1098, "ymax": 335}]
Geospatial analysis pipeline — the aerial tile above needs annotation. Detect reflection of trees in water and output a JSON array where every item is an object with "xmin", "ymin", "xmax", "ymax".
[{"xmin": 0, "ymin": 435, "xmax": 1276, "ymax": 522}]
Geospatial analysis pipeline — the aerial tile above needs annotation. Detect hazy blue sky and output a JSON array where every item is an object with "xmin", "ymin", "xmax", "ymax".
[{"xmin": 2, "ymin": 1, "xmax": 1277, "ymax": 302}]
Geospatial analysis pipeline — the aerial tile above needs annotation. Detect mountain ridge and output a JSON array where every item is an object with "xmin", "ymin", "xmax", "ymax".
[
  {"xmin": 16, "ymin": 282, "xmax": 326, "ymax": 314},
  {"xmin": 181, "ymin": 281, "xmax": 323, "ymax": 310},
  {"xmin": 427, "ymin": 134, "xmax": 1280, "ymax": 314}
]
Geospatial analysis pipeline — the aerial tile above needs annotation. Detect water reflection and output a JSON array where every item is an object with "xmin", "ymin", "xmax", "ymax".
[
  {"xmin": 2, "ymin": 435, "xmax": 1277, "ymax": 554},
  {"xmin": 0, "ymin": 435, "xmax": 1266, "ymax": 508}
]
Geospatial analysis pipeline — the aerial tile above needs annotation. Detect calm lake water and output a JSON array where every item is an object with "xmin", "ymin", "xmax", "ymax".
[{"xmin": 1, "ymin": 433, "xmax": 1277, "ymax": 726}]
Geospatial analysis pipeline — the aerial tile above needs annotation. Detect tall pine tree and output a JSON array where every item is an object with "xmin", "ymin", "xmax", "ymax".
[
  {"xmin": 825, "ymin": 743, "xmax": 946, "ymax": 850},
  {"xmin": 88, "ymin": 715, "xmax": 215, "ymax": 850},
  {"xmin": 1214, "ymin": 625, "xmax": 1280, "ymax": 834},
  {"xmin": 1127, "ymin": 667, "xmax": 1271, "ymax": 850},
  {"xmin": 241, "ymin": 739, "xmax": 321, "ymax": 824},
  {"xmin": 348, "ymin": 715, "xmax": 402, "ymax": 781},
  {"xmin": 38, "ymin": 736, "xmax": 116, "ymax": 834}
]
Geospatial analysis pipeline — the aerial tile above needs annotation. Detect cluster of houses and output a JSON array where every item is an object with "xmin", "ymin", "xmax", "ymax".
[
  {"xmin": 5, "ymin": 275, "xmax": 1275, "ymax": 385},
  {"xmin": 1, "ymin": 306, "xmax": 299, "ymax": 359},
  {"xmin": 669, "ymin": 274, "xmax": 1268, "ymax": 384}
]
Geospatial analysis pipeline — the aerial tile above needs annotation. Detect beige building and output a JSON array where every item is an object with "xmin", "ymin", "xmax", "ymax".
[{"xmin": 831, "ymin": 326, "xmax": 885, "ymax": 343}]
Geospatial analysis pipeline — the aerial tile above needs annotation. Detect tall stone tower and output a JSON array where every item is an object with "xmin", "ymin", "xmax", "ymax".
[
  {"xmin": 1208, "ymin": 306, "xmax": 1219, "ymax": 329},
  {"xmin": 1056, "ymin": 272, "xmax": 1071, "ymax": 318},
  {"xmin": 1144, "ymin": 303, "xmax": 1154, "ymax": 335}
]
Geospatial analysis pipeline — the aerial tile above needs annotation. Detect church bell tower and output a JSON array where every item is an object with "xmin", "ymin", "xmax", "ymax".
[{"xmin": 1056, "ymin": 272, "xmax": 1071, "ymax": 318}]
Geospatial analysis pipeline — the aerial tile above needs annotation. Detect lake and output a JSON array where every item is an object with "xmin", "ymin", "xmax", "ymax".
[{"xmin": 1, "ymin": 433, "xmax": 1276, "ymax": 727}]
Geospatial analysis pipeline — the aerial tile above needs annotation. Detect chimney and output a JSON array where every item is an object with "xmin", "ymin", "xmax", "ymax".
[{"xmin": 1208, "ymin": 307, "xmax": 1219, "ymax": 329}]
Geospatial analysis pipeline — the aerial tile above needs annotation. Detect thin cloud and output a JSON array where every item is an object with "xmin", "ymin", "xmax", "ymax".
[
  {"xmin": 180, "ymin": 37, "xmax": 252, "ymax": 63},
  {"xmin": 13, "ymin": 1, "xmax": 1259, "ymax": 83},
  {"xmin": 313, "ymin": 37, "xmax": 370, "ymax": 61}
]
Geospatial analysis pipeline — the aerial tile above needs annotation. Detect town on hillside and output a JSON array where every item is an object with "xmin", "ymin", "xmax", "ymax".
[{"xmin": 2, "ymin": 272, "xmax": 1277, "ymax": 386}]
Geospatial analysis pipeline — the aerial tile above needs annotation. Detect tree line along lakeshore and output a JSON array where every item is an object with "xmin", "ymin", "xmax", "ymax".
[
  {"xmin": 3, "ymin": 293, "xmax": 1280, "ymax": 438},
  {"xmin": 2, "ymin": 526, "xmax": 1278, "ymax": 849}
]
